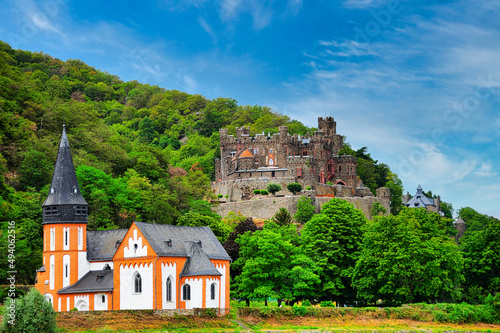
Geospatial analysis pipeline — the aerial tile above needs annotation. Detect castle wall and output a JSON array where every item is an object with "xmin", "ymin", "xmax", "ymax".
[{"xmin": 213, "ymin": 192, "xmax": 390, "ymax": 221}]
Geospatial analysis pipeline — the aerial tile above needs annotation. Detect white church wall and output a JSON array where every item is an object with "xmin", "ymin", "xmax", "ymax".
[
  {"xmin": 183, "ymin": 278, "xmax": 202, "ymax": 309},
  {"xmin": 205, "ymin": 278, "xmax": 219, "ymax": 309},
  {"xmin": 216, "ymin": 263, "xmax": 227, "ymax": 308},
  {"xmin": 78, "ymin": 252, "xmax": 90, "ymax": 280},
  {"xmin": 119, "ymin": 262, "xmax": 153, "ymax": 310},
  {"xmin": 161, "ymin": 262, "xmax": 176, "ymax": 309},
  {"xmin": 74, "ymin": 295, "xmax": 89, "ymax": 311},
  {"xmin": 94, "ymin": 293, "xmax": 108, "ymax": 311}
]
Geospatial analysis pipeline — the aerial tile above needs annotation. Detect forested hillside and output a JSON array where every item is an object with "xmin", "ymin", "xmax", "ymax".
[{"xmin": 2, "ymin": 40, "xmax": 395, "ymax": 284}]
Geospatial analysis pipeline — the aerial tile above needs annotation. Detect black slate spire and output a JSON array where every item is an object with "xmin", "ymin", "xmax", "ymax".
[{"xmin": 42, "ymin": 125, "xmax": 88, "ymax": 224}]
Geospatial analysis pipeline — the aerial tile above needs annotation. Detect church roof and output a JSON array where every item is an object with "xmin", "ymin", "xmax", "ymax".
[
  {"xmin": 134, "ymin": 222, "xmax": 231, "ymax": 261},
  {"xmin": 58, "ymin": 269, "xmax": 114, "ymax": 294},
  {"xmin": 87, "ymin": 229, "xmax": 128, "ymax": 261},
  {"xmin": 43, "ymin": 125, "xmax": 88, "ymax": 207},
  {"xmin": 180, "ymin": 241, "xmax": 222, "ymax": 277}
]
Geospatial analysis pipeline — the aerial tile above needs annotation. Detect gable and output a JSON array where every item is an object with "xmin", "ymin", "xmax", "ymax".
[{"xmin": 113, "ymin": 223, "xmax": 157, "ymax": 260}]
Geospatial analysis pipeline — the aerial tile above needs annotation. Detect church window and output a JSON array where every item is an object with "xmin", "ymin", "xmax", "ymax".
[
  {"xmin": 65, "ymin": 264, "xmax": 68, "ymax": 278},
  {"xmin": 134, "ymin": 273, "xmax": 142, "ymax": 293},
  {"xmin": 102, "ymin": 295, "xmax": 106, "ymax": 303},
  {"xmin": 65, "ymin": 229, "xmax": 68, "ymax": 247},
  {"xmin": 78, "ymin": 227, "xmax": 83, "ymax": 250},
  {"xmin": 166, "ymin": 277, "xmax": 172, "ymax": 302},
  {"xmin": 50, "ymin": 228, "xmax": 55, "ymax": 251},
  {"xmin": 210, "ymin": 283, "xmax": 216, "ymax": 300},
  {"xmin": 182, "ymin": 284, "xmax": 191, "ymax": 300}
]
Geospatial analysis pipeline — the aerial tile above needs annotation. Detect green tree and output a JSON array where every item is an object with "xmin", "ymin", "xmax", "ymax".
[
  {"xmin": 294, "ymin": 196, "xmax": 315, "ymax": 224},
  {"xmin": 286, "ymin": 182, "xmax": 302, "ymax": 195},
  {"xmin": 1, "ymin": 288, "xmax": 57, "ymax": 333},
  {"xmin": 301, "ymin": 198, "xmax": 367, "ymax": 305},
  {"xmin": 384, "ymin": 172, "xmax": 404, "ymax": 215},
  {"xmin": 17, "ymin": 150, "xmax": 52, "ymax": 191},
  {"xmin": 459, "ymin": 207, "xmax": 500, "ymax": 300},
  {"xmin": 353, "ymin": 208, "xmax": 464, "ymax": 305},
  {"xmin": 138, "ymin": 116, "xmax": 158, "ymax": 143},
  {"xmin": 271, "ymin": 207, "xmax": 293, "ymax": 226},
  {"xmin": 234, "ymin": 222, "xmax": 320, "ymax": 306},
  {"xmin": 266, "ymin": 183, "xmax": 282, "ymax": 196},
  {"xmin": 177, "ymin": 211, "xmax": 231, "ymax": 243},
  {"xmin": 370, "ymin": 202, "xmax": 386, "ymax": 218}
]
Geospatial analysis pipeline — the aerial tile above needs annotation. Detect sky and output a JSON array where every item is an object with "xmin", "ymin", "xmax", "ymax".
[{"xmin": 0, "ymin": 0, "xmax": 499, "ymax": 218}]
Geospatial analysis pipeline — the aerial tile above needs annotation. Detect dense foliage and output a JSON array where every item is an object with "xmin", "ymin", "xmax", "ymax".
[{"xmin": 353, "ymin": 208, "xmax": 464, "ymax": 305}]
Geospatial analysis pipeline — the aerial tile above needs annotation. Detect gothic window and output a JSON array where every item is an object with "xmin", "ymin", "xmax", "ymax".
[
  {"xmin": 166, "ymin": 277, "xmax": 172, "ymax": 302},
  {"xmin": 269, "ymin": 159, "xmax": 274, "ymax": 166},
  {"xmin": 134, "ymin": 273, "xmax": 142, "ymax": 293},
  {"xmin": 210, "ymin": 283, "xmax": 216, "ymax": 300},
  {"xmin": 182, "ymin": 284, "xmax": 191, "ymax": 300},
  {"xmin": 339, "ymin": 165, "xmax": 342, "ymax": 173},
  {"xmin": 65, "ymin": 264, "xmax": 68, "ymax": 278},
  {"xmin": 102, "ymin": 295, "xmax": 106, "ymax": 303},
  {"xmin": 65, "ymin": 229, "xmax": 68, "ymax": 246}
]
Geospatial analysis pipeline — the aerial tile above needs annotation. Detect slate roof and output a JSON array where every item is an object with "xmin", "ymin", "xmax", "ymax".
[
  {"xmin": 405, "ymin": 184, "xmax": 435, "ymax": 208},
  {"xmin": 134, "ymin": 222, "xmax": 231, "ymax": 261},
  {"xmin": 87, "ymin": 229, "xmax": 128, "ymax": 261},
  {"xmin": 180, "ymin": 242, "xmax": 222, "ymax": 277},
  {"xmin": 43, "ymin": 125, "xmax": 88, "ymax": 207},
  {"xmin": 58, "ymin": 269, "xmax": 114, "ymax": 294}
]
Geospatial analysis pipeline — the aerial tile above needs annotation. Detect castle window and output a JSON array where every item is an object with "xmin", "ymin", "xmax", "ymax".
[
  {"xmin": 269, "ymin": 149, "xmax": 273, "ymax": 153},
  {"xmin": 269, "ymin": 159, "xmax": 274, "ymax": 166},
  {"xmin": 210, "ymin": 283, "xmax": 216, "ymax": 300},
  {"xmin": 134, "ymin": 273, "xmax": 142, "ymax": 293},
  {"xmin": 339, "ymin": 165, "xmax": 342, "ymax": 172},
  {"xmin": 182, "ymin": 284, "xmax": 191, "ymax": 300},
  {"xmin": 302, "ymin": 150, "xmax": 308, "ymax": 157},
  {"xmin": 166, "ymin": 277, "xmax": 173, "ymax": 302},
  {"xmin": 254, "ymin": 148, "xmax": 259, "ymax": 154}
]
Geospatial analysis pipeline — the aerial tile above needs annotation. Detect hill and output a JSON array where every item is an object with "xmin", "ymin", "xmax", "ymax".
[{"xmin": 0, "ymin": 41, "xmax": 401, "ymax": 284}]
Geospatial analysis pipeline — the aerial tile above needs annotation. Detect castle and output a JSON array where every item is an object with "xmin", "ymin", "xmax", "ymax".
[
  {"xmin": 215, "ymin": 117, "xmax": 357, "ymax": 191},
  {"xmin": 212, "ymin": 117, "xmax": 391, "ymax": 220},
  {"xmin": 35, "ymin": 126, "xmax": 230, "ymax": 312}
]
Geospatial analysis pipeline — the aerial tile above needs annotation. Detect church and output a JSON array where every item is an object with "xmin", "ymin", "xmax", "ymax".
[{"xmin": 34, "ymin": 126, "xmax": 231, "ymax": 312}]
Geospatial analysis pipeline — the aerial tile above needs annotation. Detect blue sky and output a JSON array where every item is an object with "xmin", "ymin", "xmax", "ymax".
[{"xmin": 1, "ymin": 0, "xmax": 499, "ymax": 218}]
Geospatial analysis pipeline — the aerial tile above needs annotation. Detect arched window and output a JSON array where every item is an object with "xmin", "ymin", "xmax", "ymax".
[
  {"xmin": 210, "ymin": 283, "xmax": 216, "ymax": 300},
  {"xmin": 134, "ymin": 273, "xmax": 142, "ymax": 293},
  {"xmin": 166, "ymin": 277, "xmax": 172, "ymax": 302},
  {"xmin": 269, "ymin": 159, "xmax": 274, "ymax": 166},
  {"xmin": 182, "ymin": 284, "xmax": 191, "ymax": 300}
]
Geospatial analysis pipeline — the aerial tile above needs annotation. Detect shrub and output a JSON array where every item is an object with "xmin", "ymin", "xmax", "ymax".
[
  {"xmin": 293, "ymin": 306, "xmax": 308, "ymax": 316},
  {"xmin": 294, "ymin": 196, "xmax": 315, "ymax": 224},
  {"xmin": 224, "ymin": 194, "xmax": 229, "ymax": 198},
  {"xmin": 286, "ymin": 182, "xmax": 302, "ymax": 195},
  {"xmin": 260, "ymin": 190, "xmax": 269, "ymax": 195},
  {"xmin": 266, "ymin": 183, "xmax": 282, "ymax": 196},
  {"xmin": 305, "ymin": 186, "xmax": 312, "ymax": 190},
  {"xmin": 253, "ymin": 189, "xmax": 261, "ymax": 195},
  {"xmin": 301, "ymin": 299, "xmax": 312, "ymax": 307},
  {"xmin": 217, "ymin": 194, "xmax": 223, "ymax": 198},
  {"xmin": 320, "ymin": 300, "xmax": 335, "ymax": 307},
  {"xmin": 326, "ymin": 181, "xmax": 333, "ymax": 185},
  {"xmin": 0, "ymin": 288, "xmax": 57, "ymax": 333}
]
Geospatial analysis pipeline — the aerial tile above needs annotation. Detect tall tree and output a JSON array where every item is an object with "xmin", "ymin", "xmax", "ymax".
[
  {"xmin": 353, "ymin": 208, "xmax": 464, "ymax": 305},
  {"xmin": 301, "ymin": 198, "xmax": 367, "ymax": 305}
]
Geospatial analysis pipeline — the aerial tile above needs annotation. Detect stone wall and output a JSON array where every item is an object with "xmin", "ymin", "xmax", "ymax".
[
  {"xmin": 211, "ymin": 177, "xmax": 296, "ymax": 202},
  {"xmin": 213, "ymin": 192, "xmax": 390, "ymax": 220}
]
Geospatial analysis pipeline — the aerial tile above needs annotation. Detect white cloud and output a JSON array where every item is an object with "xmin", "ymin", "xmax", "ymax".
[
  {"xmin": 198, "ymin": 17, "xmax": 217, "ymax": 44},
  {"xmin": 343, "ymin": 0, "xmax": 390, "ymax": 9},
  {"xmin": 475, "ymin": 163, "xmax": 498, "ymax": 177}
]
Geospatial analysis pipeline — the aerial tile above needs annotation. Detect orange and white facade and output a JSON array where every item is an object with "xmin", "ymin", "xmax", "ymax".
[{"xmin": 35, "ymin": 126, "xmax": 231, "ymax": 311}]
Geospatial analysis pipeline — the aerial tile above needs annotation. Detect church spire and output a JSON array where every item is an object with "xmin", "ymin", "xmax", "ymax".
[{"xmin": 42, "ymin": 125, "xmax": 88, "ymax": 224}]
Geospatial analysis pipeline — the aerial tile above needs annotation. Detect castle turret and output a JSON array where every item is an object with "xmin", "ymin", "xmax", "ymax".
[{"xmin": 318, "ymin": 116, "xmax": 336, "ymax": 137}]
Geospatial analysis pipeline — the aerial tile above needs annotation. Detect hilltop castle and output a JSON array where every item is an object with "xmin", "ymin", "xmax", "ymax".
[
  {"xmin": 215, "ymin": 117, "xmax": 357, "ymax": 191},
  {"xmin": 212, "ymin": 117, "xmax": 391, "ymax": 220}
]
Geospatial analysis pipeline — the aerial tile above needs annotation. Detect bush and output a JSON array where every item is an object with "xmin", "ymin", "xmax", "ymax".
[
  {"xmin": 305, "ymin": 186, "xmax": 312, "ymax": 190},
  {"xmin": 293, "ymin": 306, "xmax": 308, "ymax": 316},
  {"xmin": 326, "ymin": 182, "xmax": 333, "ymax": 185},
  {"xmin": 320, "ymin": 300, "xmax": 335, "ymax": 307},
  {"xmin": 253, "ymin": 189, "xmax": 261, "ymax": 195},
  {"xmin": 260, "ymin": 190, "xmax": 269, "ymax": 195},
  {"xmin": 0, "ymin": 288, "xmax": 57, "ymax": 333},
  {"xmin": 286, "ymin": 182, "xmax": 302, "ymax": 195},
  {"xmin": 217, "ymin": 194, "xmax": 223, "ymax": 198},
  {"xmin": 301, "ymin": 299, "xmax": 312, "ymax": 307},
  {"xmin": 266, "ymin": 183, "xmax": 282, "ymax": 196},
  {"xmin": 224, "ymin": 194, "xmax": 229, "ymax": 198}
]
